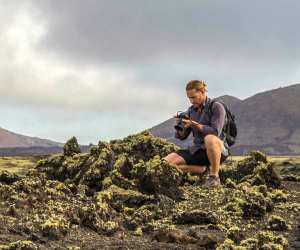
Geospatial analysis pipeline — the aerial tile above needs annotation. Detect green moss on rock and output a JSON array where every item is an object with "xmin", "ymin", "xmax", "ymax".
[
  {"xmin": 267, "ymin": 215, "xmax": 289, "ymax": 231},
  {"xmin": 239, "ymin": 189, "xmax": 269, "ymax": 218},
  {"xmin": 0, "ymin": 171, "xmax": 20, "ymax": 185},
  {"xmin": 270, "ymin": 189, "xmax": 288, "ymax": 203},
  {"xmin": 40, "ymin": 215, "xmax": 70, "ymax": 239},
  {"xmin": 110, "ymin": 130, "xmax": 179, "ymax": 164},
  {"xmin": 221, "ymin": 151, "xmax": 280, "ymax": 188},
  {"xmin": 173, "ymin": 209, "xmax": 218, "ymax": 225},
  {"xmin": 124, "ymin": 204, "xmax": 162, "ymax": 230},
  {"xmin": 226, "ymin": 226, "xmax": 245, "ymax": 244},
  {"xmin": 218, "ymin": 231, "xmax": 288, "ymax": 249},
  {"xmin": 0, "ymin": 240, "xmax": 39, "ymax": 250},
  {"xmin": 36, "ymin": 141, "xmax": 114, "ymax": 191},
  {"xmin": 96, "ymin": 185, "xmax": 155, "ymax": 212},
  {"xmin": 63, "ymin": 136, "xmax": 81, "ymax": 156},
  {"xmin": 133, "ymin": 155, "xmax": 183, "ymax": 200}
]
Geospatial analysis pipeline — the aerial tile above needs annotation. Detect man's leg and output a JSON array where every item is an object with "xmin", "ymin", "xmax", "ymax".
[
  {"xmin": 176, "ymin": 164, "xmax": 207, "ymax": 175},
  {"xmin": 164, "ymin": 153, "xmax": 207, "ymax": 174},
  {"xmin": 164, "ymin": 152, "xmax": 185, "ymax": 166},
  {"xmin": 204, "ymin": 135, "xmax": 223, "ymax": 177}
]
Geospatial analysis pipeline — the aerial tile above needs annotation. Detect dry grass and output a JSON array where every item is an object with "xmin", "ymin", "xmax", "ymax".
[
  {"xmin": 1, "ymin": 155, "xmax": 299, "ymax": 176},
  {"xmin": 228, "ymin": 155, "xmax": 300, "ymax": 163},
  {"xmin": 230, "ymin": 155, "xmax": 300, "ymax": 162},
  {"xmin": 225, "ymin": 155, "xmax": 300, "ymax": 178},
  {"xmin": 0, "ymin": 156, "xmax": 44, "ymax": 175}
]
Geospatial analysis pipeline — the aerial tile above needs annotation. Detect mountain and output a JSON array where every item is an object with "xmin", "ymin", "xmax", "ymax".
[
  {"xmin": 2, "ymin": 83, "xmax": 300, "ymax": 156},
  {"xmin": 215, "ymin": 95, "xmax": 242, "ymax": 108},
  {"xmin": 0, "ymin": 128, "xmax": 92, "ymax": 156},
  {"xmin": 0, "ymin": 127, "xmax": 63, "ymax": 148},
  {"xmin": 150, "ymin": 83, "xmax": 300, "ymax": 155}
]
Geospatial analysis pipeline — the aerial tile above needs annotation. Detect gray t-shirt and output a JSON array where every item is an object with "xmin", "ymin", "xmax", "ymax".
[{"xmin": 175, "ymin": 97, "xmax": 229, "ymax": 156}]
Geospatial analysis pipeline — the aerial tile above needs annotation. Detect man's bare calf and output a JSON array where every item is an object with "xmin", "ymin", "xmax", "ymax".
[
  {"xmin": 204, "ymin": 134, "xmax": 223, "ymax": 177},
  {"xmin": 164, "ymin": 134, "xmax": 224, "ymax": 177}
]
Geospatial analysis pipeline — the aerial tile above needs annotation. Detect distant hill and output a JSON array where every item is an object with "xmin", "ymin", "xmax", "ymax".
[
  {"xmin": 0, "ymin": 127, "xmax": 64, "ymax": 155},
  {"xmin": 0, "ymin": 127, "xmax": 93, "ymax": 156},
  {"xmin": 2, "ymin": 83, "xmax": 300, "ymax": 156},
  {"xmin": 150, "ymin": 83, "xmax": 300, "ymax": 155},
  {"xmin": 0, "ymin": 127, "xmax": 63, "ymax": 148},
  {"xmin": 215, "ymin": 95, "xmax": 242, "ymax": 108},
  {"xmin": 0, "ymin": 145, "xmax": 91, "ymax": 156}
]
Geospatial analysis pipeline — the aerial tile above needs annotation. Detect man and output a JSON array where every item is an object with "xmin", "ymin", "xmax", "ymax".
[{"xmin": 164, "ymin": 80, "xmax": 229, "ymax": 187}]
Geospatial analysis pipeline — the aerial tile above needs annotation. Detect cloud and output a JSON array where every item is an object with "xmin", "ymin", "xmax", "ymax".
[
  {"xmin": 1, "ymin": 1, "xmax": 300, "ymax": 143},
  {"xmin": 31, "ymin": 0, "xmax": 300, "ymax": 65},
  {"xmin": 0, "ymin": 2, "xmax": 181, "ymax": 118},
  {"xmin": 2, "ymin": 0, "xmax": 300, "ymax": 107},
  {"xmin": 28, "ymin": 0, "xmax": 300, "ymax": 100}
]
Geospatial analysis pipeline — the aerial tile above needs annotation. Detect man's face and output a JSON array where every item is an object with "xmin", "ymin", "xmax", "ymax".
[{"xmin": 186, "ymin": 89, "xmax": 206, "ymax": 108}]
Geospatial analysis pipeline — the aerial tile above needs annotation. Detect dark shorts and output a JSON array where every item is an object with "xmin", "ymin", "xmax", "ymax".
[{"xmin": 176, "ymin": 148, "xmax": 228, "ymax": 166}]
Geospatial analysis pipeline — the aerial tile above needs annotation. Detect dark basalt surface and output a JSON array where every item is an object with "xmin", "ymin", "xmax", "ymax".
[{"xmin": 0, "ymin": 131, "xmax": 299, "ymax": 249}]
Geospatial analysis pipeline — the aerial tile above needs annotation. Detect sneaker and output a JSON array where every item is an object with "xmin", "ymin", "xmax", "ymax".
[
  {"xmin": 202, "ymin": 175, "xmax": 221, "ymax": 188},
  {"xmin": 194, "ymin": 167, "xmax": 209, "ymax": 186}
]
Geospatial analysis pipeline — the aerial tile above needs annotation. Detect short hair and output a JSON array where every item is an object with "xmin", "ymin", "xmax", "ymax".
[{"xmin": 186, "ymin": 80, "xmax": 207, "ymax": 92}]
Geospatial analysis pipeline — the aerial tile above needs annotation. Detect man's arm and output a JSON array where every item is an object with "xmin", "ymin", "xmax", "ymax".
[
  {"xmin": 201, "ymin": 102, "xmax": 226, "ymax": 137},
  {"xmin": 174, "ymin": 107, "xmax": 192, "ymax": 140},
  {"xmin": 188, "ymin": 102, "xmax": 226, "ymax": 137}
]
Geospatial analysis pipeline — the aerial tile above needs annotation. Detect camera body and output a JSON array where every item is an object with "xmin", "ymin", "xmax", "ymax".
[{"xmin": 174, "ymin": 111, "xmax": 190, "ymax": 131}]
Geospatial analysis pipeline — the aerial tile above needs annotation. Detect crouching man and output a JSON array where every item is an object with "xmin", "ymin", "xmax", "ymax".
[{"xmin": 164, "ymin": 80, "xmax": 229, "ymax": 188}]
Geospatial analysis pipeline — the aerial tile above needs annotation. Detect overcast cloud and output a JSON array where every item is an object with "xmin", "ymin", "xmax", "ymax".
[{"xmin": 0, "ymin": 0, "xmax": 300, "ymax": 144}]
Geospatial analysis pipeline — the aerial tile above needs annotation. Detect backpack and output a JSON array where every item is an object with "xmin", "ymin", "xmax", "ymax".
[{"xmin": 208, "ymin": 99, "xmax": 237, "ymax": 147}]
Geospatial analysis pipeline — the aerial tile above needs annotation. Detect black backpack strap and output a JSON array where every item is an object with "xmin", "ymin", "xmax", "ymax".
[
  {"xmin": 208, "ymin": 99, "xmax": 235, "ymax": 121},
  {"xmin": 207, "ymin": 99, "xmax": 216, "ymax": 119},
  {"xmin": 206, "ymin": 99, "xmax": 237, "ymax": 147},
  {"xmin": 207, "ymin": 99, "xmax": 227, "ymax": 140}
]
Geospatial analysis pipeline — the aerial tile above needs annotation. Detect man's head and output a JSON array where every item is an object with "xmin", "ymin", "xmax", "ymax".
[{"xmin": 185, "ymin": 80, "xmax": 207, "ymax": 108}]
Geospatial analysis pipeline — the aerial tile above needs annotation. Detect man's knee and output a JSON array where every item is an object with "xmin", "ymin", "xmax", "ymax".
[
  {"xmin": 164, "ymin": 152, "xmax": 186, "ymax": 165},
  {"xmin": 204, "ymin": 134, "xmax": 222, "ymax": 150},
  {"xmin": 164, "ymin": 153, "xmax": 177, "ymax": 164}
]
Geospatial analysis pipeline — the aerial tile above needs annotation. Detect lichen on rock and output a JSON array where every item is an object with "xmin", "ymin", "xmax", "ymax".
[
  {"xmin": 0, "ymin": 240, "xmax": 39, "ymax": 250},
  {"xmin": 0, "ymin": 133, "xmax": 298, "ymax": 249},
  {"xmin": 110, "ymin": 130, "xmax": 179, "ymax": 164},
  {"xmin": 40, "ymin": 215, "xmax": 70, "ymax": 239},
  {"xmin": 132, "ymin": 155, "xmax": 183, "ymax": 200},
  {"xmin": 173, "ymin": 209, "xmax": 218, "ymax": 225},
  {"xmin": 63, "ymin": 136, "xmax": 81, "ymax": 156},
  {"xmin": 267, "ymin": 215, "xmax": 290, "ymax": 231},
  {"xmin": 220, "ymin": 151, "xmax": 280, "ymax": 188},
  {"xmin": 0, "ymin": 171, "xmax": 20, "ymax": 185},
  {"xmin": 217, "ymin": 231, "xmax": 288, "ymax": 249}
]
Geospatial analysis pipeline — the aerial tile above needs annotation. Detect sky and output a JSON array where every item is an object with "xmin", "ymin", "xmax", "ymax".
[{"xmin": 1, "ymin": 0, "xmax": 300, "ymax": 144}]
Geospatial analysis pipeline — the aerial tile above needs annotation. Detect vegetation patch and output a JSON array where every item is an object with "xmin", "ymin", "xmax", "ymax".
[{"xmin": 0, "ymin": 131, "xmax": 299, "ymax": 249}]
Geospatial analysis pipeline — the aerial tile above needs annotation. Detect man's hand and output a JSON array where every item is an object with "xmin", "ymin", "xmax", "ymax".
[
  {"xmin": 173, "ymin": 115, "xmax": 189, "ymax": 127},
  {"xmin": 182, "ymin": 119, "xmax": 204, "ymax": 131},
  {"xmin": 182, "ymin": 118, "xmax": 193, "ymax": 128}
]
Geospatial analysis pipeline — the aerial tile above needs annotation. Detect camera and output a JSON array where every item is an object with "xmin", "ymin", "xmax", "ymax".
[{"xmin": 174, "ymin": 111, "xmax": 190, "ymax": 131}]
